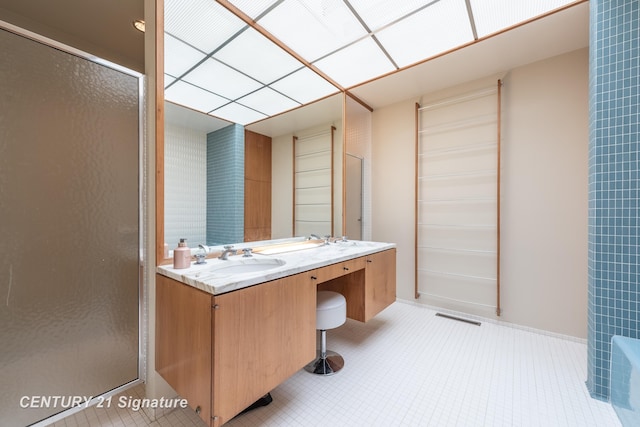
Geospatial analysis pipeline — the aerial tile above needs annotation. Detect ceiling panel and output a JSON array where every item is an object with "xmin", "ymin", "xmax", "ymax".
[
  {"xmin": 237, "ymin": 87, "xmax": 300, "ymax": 116},
  {"xmin": 376, "ymin": 0, "xmax": 474, "ymax": 68},
  {"xmin": 182, "ymin": 57, "xmax": 262, "ymax": 100},
  {"xmin": 227, "ymin": 0, "xmax": 278, "ymax": 19},
  {"xmin": 470, "ymin": 0, "xmax": 576, "ymax": 38},
  {"xmin": 165, "ymin": 0, "xmax": 244, "ymax": 53},
  {"xmin": 257, "ymin": 0, "xmax": 368, "ymax": 62},
  {"xmin": 212, "ymin": 102, "xmax": 268, "ymax": 125},
  {"xmin": 313, "ymin": 36, "xmax": 396, "ymax": 88},
  {"xmin": 347, "ymin": 0, "xmax": 436, "ymax": 31},
  {"xmin": 164, "ymin": 34, "xmax": 206, "ymax": 78},
  {"xmin": 270, "ymin": 67, "xmax": 339, "ymax": 104},
  {"xmin": 165, "ymin": 80, "xmax": 230, "ymax": 113},
  {"xmin": 162, "ymin": 0, "xmax": 586, "ymax": 126},
  {"xmin": 213, "ymin": 26, "xmax": 304, "ymax": 84}
]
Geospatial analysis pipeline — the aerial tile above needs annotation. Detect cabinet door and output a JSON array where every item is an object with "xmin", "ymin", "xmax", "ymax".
[
  {"xmin": 365, "ymin": 249, "xmax": 397, "ymax": 321},
  {"xmin": 212, "ymin": 273, "xmax": 316, "ymax": 425},
  {"xmin": 156, "ymin": 274, "xmax": 213, "ymax": 426}
]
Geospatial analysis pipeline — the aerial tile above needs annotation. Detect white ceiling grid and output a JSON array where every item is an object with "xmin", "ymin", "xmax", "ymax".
[{"xmin": 164, "ymin": 0, "xmax": 576, "ymax": 125}]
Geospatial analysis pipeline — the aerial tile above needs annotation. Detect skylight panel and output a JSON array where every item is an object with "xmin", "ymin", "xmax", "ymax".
[
  {"xmin": 214, "ymin": 27, "xmax": 304, "ymax": 85},
  {"xmin": 376, "ymin": 0, "xmax": 473, "ymax": 68},
  {"xmin": 347, "ymin": 0, "xmax": 436, "ymax": 32},
  {"xmin": 258, "ymin": 0, "xmax": 368, "ymax": 62},
  {"xmin": 227, "ymin": 0, "xmax": 278, "ymax": 19},
  {"xmin": 211, "ymin": 102, "xmax": 267, "ymax": 125},
  {"xmin": 165, "ymin": 81, "xmax": 229, "ymax": 113},
  {"xmin": 313, "ymin": 37, "xmax": 396, "ymax": 88},
  {"xmin": 470, "ymin": 0, "xmax": 575, "ymax": 38},
  {"xmin": 237, "ymin": 87, "xmax": 300, "ymax": 116},
  {"xmin": 164, "ymin": 34, "xmax": 206, "ymax": 78},
  {"xmin": 165, "ymin": 0, "xmax": 245, "ymax": 54},
  {"xmin": 182, "ymin": 58, "xmax": 263, "ymax": 100},
  {"xmin": 270, "ymin": 67, "xmax": 339, "ymax": 104}
]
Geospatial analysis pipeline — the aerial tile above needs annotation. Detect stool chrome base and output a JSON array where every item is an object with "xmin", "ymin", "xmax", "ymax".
[{"xmin": 304, "ymin": 350, "xmax": 344, "ymax": 375}]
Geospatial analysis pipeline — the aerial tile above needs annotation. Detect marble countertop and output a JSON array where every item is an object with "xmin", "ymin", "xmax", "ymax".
[{"xmin": 157, "ymin": 239, "xmax": 396, "ymax": 295}]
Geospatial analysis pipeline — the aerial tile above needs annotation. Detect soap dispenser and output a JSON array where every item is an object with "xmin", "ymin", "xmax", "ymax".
[{"xmin": 173, "ymin": 238, "xmax": 191, "ymax": 269}]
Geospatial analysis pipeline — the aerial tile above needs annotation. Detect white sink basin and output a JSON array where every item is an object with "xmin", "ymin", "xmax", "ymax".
[{"xmin": 207, "ymin": 257, "xmax": 286, "ymax": 275}]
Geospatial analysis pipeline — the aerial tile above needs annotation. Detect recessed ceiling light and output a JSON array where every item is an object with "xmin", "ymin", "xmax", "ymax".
[{"xmin": 133, "ymin": 19, "xmax": 146, "ymax": 33}]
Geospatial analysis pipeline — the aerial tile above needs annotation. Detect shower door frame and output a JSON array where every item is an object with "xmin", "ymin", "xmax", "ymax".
[{"xmin": 0, "ymin": 19, "xmax": 146, "ymax": 427}]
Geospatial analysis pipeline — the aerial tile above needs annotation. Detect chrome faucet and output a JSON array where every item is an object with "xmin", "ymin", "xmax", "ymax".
[
  {"xmin": 218, "ymin": 245, "xmax": 235, "ymax": 260},
  {"xmin": 309, "ymin": 234, "xmax": 321, "ymax": 240},
  {"xmin": 195, "ymin": 244, "xmax": 208, "ymax": 264}
]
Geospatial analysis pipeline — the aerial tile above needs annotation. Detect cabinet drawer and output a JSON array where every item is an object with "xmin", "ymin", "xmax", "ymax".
[{"xmin": 313, "ymin": 256, "xmax": 366, "ymax": 283}]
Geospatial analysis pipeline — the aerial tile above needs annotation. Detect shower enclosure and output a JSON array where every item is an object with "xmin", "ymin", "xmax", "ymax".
[{"xmin": 0, "ymin": 24, "xmax": 142, "ymax": 426}]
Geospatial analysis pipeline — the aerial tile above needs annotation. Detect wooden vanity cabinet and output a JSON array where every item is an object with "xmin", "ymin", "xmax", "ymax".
[
  {"xmin": 211, "ymin": 273, "xmax": 316, "ymax": 426},
  {"xmin": 364, "ymin": 248, "xmax": 397, "ymax": 321},
  {"xmin": 317, "ymin": 248, "xmax": 397, "ymax": 322},
  {"xmin": 156, "ymin": 273, "xmax": 316, "ymax": 427},
  {"xmin": 155, "ymin": 247, "xmax": 396, "ymax": 426},
  {"xmin": 155, "ymin": 274, "xmax": 213, "ymax": 425}
]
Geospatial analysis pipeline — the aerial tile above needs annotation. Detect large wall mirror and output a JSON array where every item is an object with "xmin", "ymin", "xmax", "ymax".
[
  {"xmin": 163, "ymin": 95, "xmax": 344, "ymax": 253},
  {"xmin": 158, "ymin": 0, "xmax": 371, "ymax": 262}
]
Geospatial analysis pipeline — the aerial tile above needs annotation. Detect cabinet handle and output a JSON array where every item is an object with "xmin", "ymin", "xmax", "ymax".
[
  {"xmin": 366, "ymin": 259, "xmax": 373, "ymax": 263},
  {"xmin": 212, "ymin": 304, "xmax": 219, "ymax": 310},
  {"xmin": 343, "ymin": 267, "xmax": 349, "ymax": 271},
  {"xmin": 311, "ymin": 276, "xmax": 317, "ymax": 280},
  {"xmin": 195, "ymin": 406, "xmax": 201, "ymax": 415}
]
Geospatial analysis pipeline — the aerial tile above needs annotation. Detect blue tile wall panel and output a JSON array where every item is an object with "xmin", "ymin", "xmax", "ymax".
[
  {"xmin": 588, "ymin": 0, "xmax": 640, "ymax": 401},
  {"xmin": 206, "ymin": 124, "xmax": 244, "ymax": 245}
]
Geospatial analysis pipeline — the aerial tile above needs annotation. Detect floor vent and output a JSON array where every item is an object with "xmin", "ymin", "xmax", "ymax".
[{"xmin": 435, "ymin": 312, "xmax": 481, "ymax": 326}]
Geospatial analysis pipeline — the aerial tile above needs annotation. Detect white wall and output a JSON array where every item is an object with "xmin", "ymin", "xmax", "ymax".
[
  {"xmin": 500, "ymin": 48, "xmax": 588, "ymax": 338},
  {"xmin": 372, "ymin": 99, "xmax": 418, "ymax": 302},
  {"xmin": 372, "ymin": 48, "xmax": 589, "ymax": 338}
]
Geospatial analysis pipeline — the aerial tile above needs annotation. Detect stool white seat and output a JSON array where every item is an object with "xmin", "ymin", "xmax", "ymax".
[{"xmin": 304, "ymin": 291, "xmax": 346, "ymax": 375}]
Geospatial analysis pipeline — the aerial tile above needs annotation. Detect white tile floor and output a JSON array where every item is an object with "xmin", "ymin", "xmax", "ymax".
[{"xmin": 51, "ymin": 301, "xmax": 621, "ymax": 427}]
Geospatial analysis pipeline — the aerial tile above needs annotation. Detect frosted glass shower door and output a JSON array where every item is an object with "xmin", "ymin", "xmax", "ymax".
[{"xmin": 0, "ymin": 27, "xmax": 141, "ymax": 425}]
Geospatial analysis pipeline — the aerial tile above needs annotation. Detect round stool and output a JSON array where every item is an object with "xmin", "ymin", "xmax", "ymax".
[{"xmin": 304, "ymin": 291, "xmax": 347, "ymax": 375}]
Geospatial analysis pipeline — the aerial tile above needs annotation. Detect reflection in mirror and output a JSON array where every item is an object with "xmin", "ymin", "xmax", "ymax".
[
  {"xmin": 164, "ymin": 94, "xmax": 344, "ymax": 250},
  {"xmin": 250, "ymin": 94, "xmax": 344, "ymax": 241},
  {"xmin": 293, "ymin": 127, "xmax": 335, "ymax": 237},
  {"xmin": 345, "ymin": 153, "xmax": 363, "ymax": 240},
  {"xmin": 344, "ymin": 94, "xmax": 372, "ymax": 241},
  {"xmin": 164, "ymin": 101, "xmax": 233, "ymax": 248}
]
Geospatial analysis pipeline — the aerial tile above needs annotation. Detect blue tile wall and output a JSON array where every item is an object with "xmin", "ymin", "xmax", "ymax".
[
  {"xmin": 206, "ymin": 124, "xmax": 244, "ymax": 245},
  {"xmin": 588, "ymin": 0, "xmax": 640, "ymax": 401}
]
